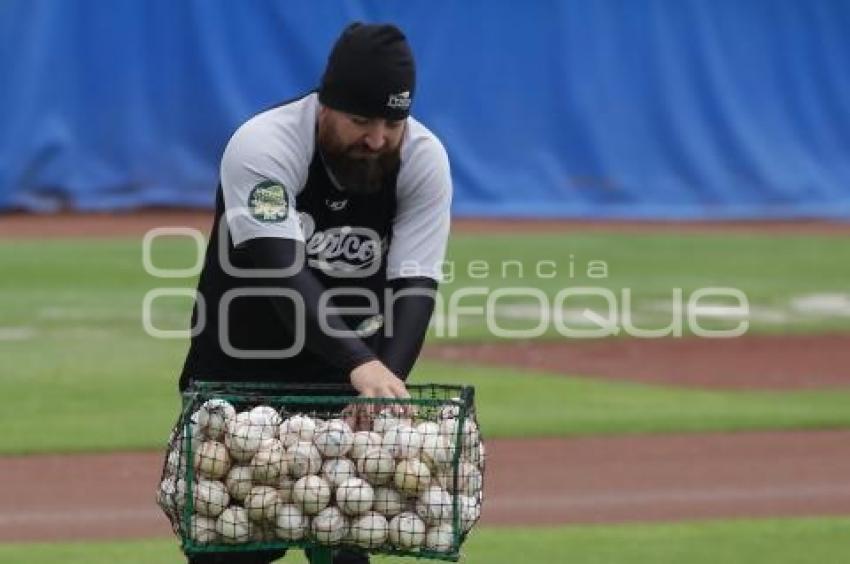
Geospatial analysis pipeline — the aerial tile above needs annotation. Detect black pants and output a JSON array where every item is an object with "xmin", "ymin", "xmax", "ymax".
[{"xmin": 187, "ymin": 548, "xmax": 368, "ymax": 563}]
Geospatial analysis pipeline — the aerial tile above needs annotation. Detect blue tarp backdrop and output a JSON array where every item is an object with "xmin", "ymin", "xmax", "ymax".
[{"xmin": 2, "ymin": 1, "xmax": 850, "ymax": 218}]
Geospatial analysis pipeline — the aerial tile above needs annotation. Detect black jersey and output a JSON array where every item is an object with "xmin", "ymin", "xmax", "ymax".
[{"xmin": 181, "ymin": 93, "xmax": 451, "ymax": 387}]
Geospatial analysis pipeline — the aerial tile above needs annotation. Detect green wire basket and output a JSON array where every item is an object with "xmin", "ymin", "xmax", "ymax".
[{"xmin": 157, "ymin": 381, "xmax": 485, "ymax": 562}]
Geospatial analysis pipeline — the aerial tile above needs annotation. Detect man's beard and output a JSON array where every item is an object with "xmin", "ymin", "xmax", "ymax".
[{"xmin": 317, "ymin": 122, "xmax": 401, "ymax": 195}]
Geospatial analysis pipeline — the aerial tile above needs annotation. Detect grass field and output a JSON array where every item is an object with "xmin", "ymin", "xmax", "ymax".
[
  {"xmin": 440, "ymin": 232, "xmax": 850, "ymax": 338},
  {"xmin": 1, "ymin": 234, "xmax": 849, "ymax": 453},
  {"xmin": 4, "ymin": 357, "xmax": 850, "ymax": 454},
  {"xmin": 2, "ymin": 232, "xmax": 850, "ymax": 339},
  {"xmin": 1, "ymin": 518, "xmax": 846, "ymax": 563}
]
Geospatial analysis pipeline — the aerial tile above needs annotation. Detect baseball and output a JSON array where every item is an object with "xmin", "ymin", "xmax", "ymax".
[
  {"xmin": 356, "ymin": 447, "xmax": 396, "ymax": 485},
  {"xmin": 249, "ymin": 405, "xmax": 282, "ymax": 428},
  {"xmin": 425, "ymin": 522, "xmax": 454, "ymax": 552},
  {"xmin": 458, "ymin": 461, "xmax": 482, "ymax": 495},
  {"xmin": 467, "ymin": 440, "xmax": 486, "ymax": 467},
  {"xmin": 419, "ymin": 432, "xmax": 453, "ymax": 470},
  {"xmin": 439, "ymin": 417, "xmax": 479, "ymax": 452},
  {"xmin": 336, "ymin": 477, "xmax": 374, "ymax": 515},
  {"xmin": 438, "ymin": 401, "xmax": 462, "ymax": 420},
  {"xmin": 156, "ymin": 476, "xmax": 178, "ymax": 514},
  {"xmin": 313, "ymin": 419, "xmax": 354, "ymax": 458},
  {"xmin": 279, "ymin": 448, "xmax": 295, "ymax": 475},
  {"xmin": 277, "ymin": 475, "xmax": 295, "ymax": 504},
  {"xmin": 388, "ymin": 511, "xmax": 426, "ymax": 549},
  {"xmin": 415, "ymin": 486, "xmax": 452, "ymax": 525},
  {"xmin": 321, "ymin": 457, "xmax": 357, "ymax": 487},
  {"xmin": 251, "ymin": 439, "xmax": 286, "ymax": 484},
  {"xmin": 372, "ymin": 410, "xmax": 411, "ymax": 434},
  {"xmin": 225, "ymin": 417, "xmax": 270, "ymax": 462},
  {"xmin": 195, "ymin": 399, "xmax": 236, "ymax": 440},
  {"xmin": 173, "ymin": 477, "xmax": 188, "ymax": 511},
  {"xmin": 224, "ymin": 465, "xmax": 254, "ymax": 502},
  {"xmin": 216, "ymin": 506, "xmax": 253, "ymax": 544},
  {"xmin": 458, "ymin": 494, "xmax": 480, "ymax": 532},
  {"xmin": 464, "ymin": 419, "xmax": 481, "ymax": 451},
  {"xmin": 279, "ymin": 414, "xmax": 317, "ymax": 448},
  {"xmin": 188, "ymin": 415, "xmax": 203, "ymax": 452},
  {"xmin": 348, "ymin": 511, "xmax": 389, "ymax": 549},
  {"xmin": 189, "ymin": 514, "xmax": 219, "ymax": 544},
  {"xmin": 394, "ymin": 458, "xmax": 431, "ymax": 496},
  {"xmin": 438, "ymin": 416, "xmax": 459, "ymax": 442},
  {"xmin": 171, "ymin": 413, "xmax": 203, "ymax": 455},
  {"xmin": 372, "ymin": 487, "xmax": 404, "ymax": 517},
  {"xmin": 165, "ymin": 447, "xmax": 183, "ymax": 477},
  {"xmin": 349, "ymin": 431, "xmax": 382, "ymax": 461},
  {"xmin": 287, "ymin": 441, "xmax": 322, "ymax": 478},
  {"xmin": 292, "ymin": 475, "xmax": 331, "ymax": 515},
  {"xmin": 311, "ymin": 506, "xmax": 349, "ymax": 545},
  {"xmin": 437, "ymin": 461, "xmax": 482, "ymax": 495},
  {"xmin": 193, "ymin": 479, "xmax": 230, "ymax": 517},
  {"xmin": 233, "ymin": 410, "xmax": 278, "ymax": 440},
  {"xmin": 244, "ymin": 485, "xmax": 280, "ymax": 523},
  {"xmin": 275, "ymin": 503, "xmax": 308, "ymax": 540},
  {"xmin": 415, "ymin": 421, "xmax": 440, "ymax": 438},
  {"xmin": 194, "ymin": 440, "xmax": 231, "ymax": 480},
  {"xmin": 382, "ymin": 425, "xmax": 422, "ymax": 460}
]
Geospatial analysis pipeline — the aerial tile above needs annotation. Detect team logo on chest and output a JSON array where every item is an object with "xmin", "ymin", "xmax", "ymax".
[{"xmin": 298, "ymin": 212, "xmax": 386, "ymax": 278}]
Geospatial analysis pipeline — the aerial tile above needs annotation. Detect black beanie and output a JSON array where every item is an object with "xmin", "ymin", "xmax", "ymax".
[{"xmin": 318, "ymin": 22, "xmax": 416, "ymax": 120}]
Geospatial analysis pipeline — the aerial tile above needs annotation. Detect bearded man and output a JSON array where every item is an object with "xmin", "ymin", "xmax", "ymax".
[{"xmin": 177, "ymin": 22, "xmax": 452, "ymax": 564}]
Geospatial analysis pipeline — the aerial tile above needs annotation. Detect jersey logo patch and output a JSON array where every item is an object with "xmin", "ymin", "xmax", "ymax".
[{"xmin": 248, "ymin": 181, "xmax": 289, "ymax": 223}]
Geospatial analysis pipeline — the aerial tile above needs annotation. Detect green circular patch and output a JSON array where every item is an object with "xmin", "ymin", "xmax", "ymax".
[{"xmin": 248, "ymin": 181, "xmax": 289, "ymax": 223}]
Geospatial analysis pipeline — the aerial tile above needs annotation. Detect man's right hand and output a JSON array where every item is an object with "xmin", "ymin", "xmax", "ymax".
[{"xmin": 349, "ymin": 359, "xmax": 410, "ymax": 399}]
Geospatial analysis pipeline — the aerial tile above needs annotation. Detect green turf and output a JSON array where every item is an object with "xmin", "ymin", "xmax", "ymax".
[
  {"xmin": 425, "ymin": 362, "xmax": 850, "ymax": 438},
  {"xmin": 437, "ymin": 232, "xmax": 850, "ymax": 338},
  {"xmin": 1, "ymin": 518, "xmax": 847, "ymax": 563},
  {"xmin": 1, "ymin": 235, "xmax": 849, "ymax": 454},
  {"xmin": 2, "ymin": 232, "xmax": 849, "ymax": 340},
  {"xmin": 4, "ymin": 354, "xmax": 850, "ymax": 453}
]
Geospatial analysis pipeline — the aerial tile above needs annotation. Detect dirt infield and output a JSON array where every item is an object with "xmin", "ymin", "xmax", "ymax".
[
  {"xmin": 424, "ymin": 334, "xmax": 850, "ymax": 390},
  {"xmin": 2, "ymin": 210, "xmax": 850, "ymax": 238},
  {"xmin": 1, "ymin": 430, "xmax": 849, "ymax": 542}
]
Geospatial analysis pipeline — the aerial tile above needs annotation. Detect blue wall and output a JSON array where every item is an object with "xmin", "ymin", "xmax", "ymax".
[{"xmin": 2, "ymin": 0, "xmax": 850, "ymax": 218}]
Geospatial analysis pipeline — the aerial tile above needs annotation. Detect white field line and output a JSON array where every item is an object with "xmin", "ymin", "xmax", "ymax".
[
  {"xmin": 790, "ymin": 293, "xmax": 850, "ymax": 317},
  {"xmin": 0, "ymin": 327, "xmax": 36, "ymax": 341}
]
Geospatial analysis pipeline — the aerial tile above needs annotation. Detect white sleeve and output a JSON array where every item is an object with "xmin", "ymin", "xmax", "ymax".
[
  {"xmin": 219, "ymin": 116, "xmax": 309, "ymax": 246},
  {"xmin": 387, "ymin": 137, "xmax": 452, "ymax": 281}
]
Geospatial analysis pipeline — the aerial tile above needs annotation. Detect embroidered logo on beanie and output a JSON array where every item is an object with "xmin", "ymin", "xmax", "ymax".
[{"xmin": 387, "ymin": 91, "xmax": 411, "ymax": 110}]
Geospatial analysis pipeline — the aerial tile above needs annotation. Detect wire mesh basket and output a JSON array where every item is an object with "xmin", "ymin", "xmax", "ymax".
[{"xmin": 157, "ymin": 381, "xmax": 485, "ymax": 561}]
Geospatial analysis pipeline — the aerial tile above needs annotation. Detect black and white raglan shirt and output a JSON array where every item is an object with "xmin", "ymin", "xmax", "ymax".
[{"xmin": 180, "ymin": 93, "xmax": 451, "ymax": 389}]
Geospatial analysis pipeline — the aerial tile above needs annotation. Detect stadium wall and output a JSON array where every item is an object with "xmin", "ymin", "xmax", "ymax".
[{"xmin": 2, "ymin": 0, "xmax": 849, "ymax": 219}]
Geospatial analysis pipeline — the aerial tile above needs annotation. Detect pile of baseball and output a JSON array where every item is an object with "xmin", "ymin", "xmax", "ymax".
[{"xmin": 158, "ymin": 398, "xmax": 484, "ymax": 553}]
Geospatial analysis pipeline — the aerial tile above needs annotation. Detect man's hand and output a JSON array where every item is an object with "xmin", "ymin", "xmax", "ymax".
[
  {"xmin": 346, "ymin": 360, "xmax": 410, "ymax": 429},
  {"xmin": 350, "ymin": 359, "xmax": 410, "ymax": 399}
]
